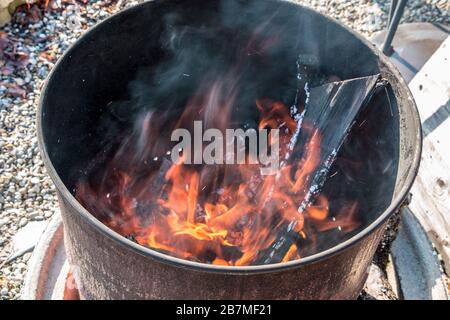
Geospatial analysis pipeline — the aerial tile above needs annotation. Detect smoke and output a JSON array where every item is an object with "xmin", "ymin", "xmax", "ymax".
[{"xmin": 75, "ymin": 0, "xmax": 398, "ymax": 262}]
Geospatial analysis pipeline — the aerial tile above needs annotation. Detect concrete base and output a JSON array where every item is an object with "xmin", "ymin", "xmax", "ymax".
[
  {"xmin": 391, "ymin": 208, "xmax": 449, "ymax": 300},
  {"xmin": 21, "ymin": 214, "xmax": 79, "ymax": 300},
  {"xmin": 371, "ymin": 23, "xmax": 449, "ymax": 83}
]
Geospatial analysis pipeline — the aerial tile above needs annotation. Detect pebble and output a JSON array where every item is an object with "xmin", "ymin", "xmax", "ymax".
[
  {"xmin": 30, "ymin": 177, "xmax": 40, "ymax": 185},
  {"xmin": 44, "ymin": 211, "xmax": 54, "ymax": 219},
  {"xmin": 17, "ymin": 263, "xmax": 26, "ymax": 271},
  {"xmin": 0, "ymin": 218, "xmax": 9, "ymax": 227},
  {"xmin": 18, "ymin": 218, "xmax": 28, "ymax": 227}
]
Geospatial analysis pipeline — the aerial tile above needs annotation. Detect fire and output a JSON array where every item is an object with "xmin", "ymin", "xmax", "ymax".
[
  {"xmin": 76, "ymin": 86, "xmax": 360, "ymax": 265},
  {"xmin": 75, "ymin": 33, "xmax": 361, "ymax": 266}
]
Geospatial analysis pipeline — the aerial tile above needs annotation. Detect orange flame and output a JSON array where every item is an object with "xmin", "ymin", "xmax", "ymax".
[
  {"xmin": 76, "ymin": 35, "xmax": 361, "ymax": 266},
  {"xmin": 76, "ymin": 87, "xmax": 360, "ymax": 265}
]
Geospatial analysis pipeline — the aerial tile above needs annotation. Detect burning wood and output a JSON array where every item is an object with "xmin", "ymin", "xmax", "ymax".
[
  {"xmin": 76, "ymin": 74, "xmax": 386, "ymax": 266},
  {"xmin": 74, "ymin": 22, "xmax": 388, "ymax": 266},
  {"xmin": 254, "ymin": 75, "xmax": 387, "ymax": 265}
]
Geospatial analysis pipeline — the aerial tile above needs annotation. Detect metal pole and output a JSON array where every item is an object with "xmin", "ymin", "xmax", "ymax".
[
  {"xmin": 387, "ymin": 0, "xmax": 399, "ymax": 27},
  {"xmin": 382, "ymin": 0, "xmax": 408, "ymax": 55}
]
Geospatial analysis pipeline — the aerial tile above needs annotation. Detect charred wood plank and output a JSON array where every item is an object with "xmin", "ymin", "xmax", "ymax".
[{"xmin": 254, "ymin": 74, "xmax": 388, "ymax": 265}]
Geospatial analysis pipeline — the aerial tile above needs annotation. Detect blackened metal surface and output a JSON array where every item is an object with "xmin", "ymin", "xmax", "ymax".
[{"xmin": 38, "ymin": 0, "xmax": 422, "ymax": 299}]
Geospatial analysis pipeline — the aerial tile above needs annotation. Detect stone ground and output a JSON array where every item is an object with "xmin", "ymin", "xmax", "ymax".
[{"xmin": 0, "ymin": 0, "xmax": 449, "ymax": 300}]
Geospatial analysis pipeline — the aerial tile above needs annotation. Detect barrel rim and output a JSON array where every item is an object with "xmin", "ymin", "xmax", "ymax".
[{"xmin": 37, "ymin": 0, "xmax": 422, "ymax": 274}]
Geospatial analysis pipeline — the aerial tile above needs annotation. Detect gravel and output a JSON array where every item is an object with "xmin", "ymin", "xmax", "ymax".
[
  {"xmin": 0, "ymin": 0, "xmax": 145, "ymax": 301},
  {"xmin": 296, "ymin": 0, "xmax": 449, "ymax": 36},
  {"xmin": 0, "ymin": 0, "xmax": 448, "ymax": 300}
]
